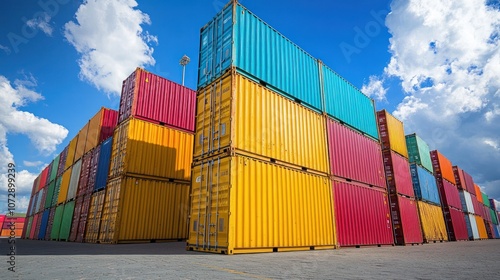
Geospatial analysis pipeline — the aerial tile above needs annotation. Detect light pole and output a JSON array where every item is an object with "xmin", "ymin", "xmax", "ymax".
[{"xmin": 180, "ymin": 55, "xmax": 190, "ymax": 86}]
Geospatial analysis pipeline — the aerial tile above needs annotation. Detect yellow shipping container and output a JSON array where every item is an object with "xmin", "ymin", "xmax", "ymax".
[
  {"xmin": 57, "ymin": 168, "xmax": 72, "ymax": 205},
  {"xmin": 109, "ymin": 118, "xmax": 193, "ymax": 181},
  {"xmin": 84, "ymin": 190, "xmax": 106, "ymax": 243},
  {"xmin": 377, "ymin": 110, "xmax": 408, "ymax": 158},
  {"xmin": 188, "ymin": 155, "xmax": 336, "ymax": 254},
  {"xmin": 475, "ymin": 215, "xmax": 488, "ymax": 239},
  {"xmin": 75, "ymin": 123, "xmax": 89, "ymax": 163},
  {"xmin": 65, "ymin": 136, "xmax": 78, "ymax": 169},
  {"xmin": 194, "ymin": 70, "xmax": 329, "ymax": 174},
  {"xmin": 416, "ymin": 201, "xmax": 448, "ymax": 242},
  {"xmin": 98, "ymin": 176, "xmax": 190, "ymax": 243}
]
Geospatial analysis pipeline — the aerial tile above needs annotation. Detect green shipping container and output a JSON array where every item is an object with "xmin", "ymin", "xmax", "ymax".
[
  {"xmin": 44, "ymin": 180, "xmax": 56, "ymax": 209},
  {"xmin": 50, "ymin": 205, "xmax": 65, "ymax": 240},
  {"xmin": 59, "ymin": 200, "xmax": 75, "ymax": 241},
  {"xmin": 49, "ymin": 154, "xmax": 60, "ymax": 182},
  {"xmin": 406, "ymin": 133, "xmax": 433, "ymax": 173},
  {"xmin": 482, "ymin": 193, "xmax": 490, "ymax": 207},
  {"xmin": 491, "ymin": 209, "xmax": 498, "ymax": 225},
  {"xmin": 25, "ymin": 216, "xmax": 33, "ymax": 239},
  {"xmin": 51, "ymin": 177, "xmax": 62, "ymax": 207}
]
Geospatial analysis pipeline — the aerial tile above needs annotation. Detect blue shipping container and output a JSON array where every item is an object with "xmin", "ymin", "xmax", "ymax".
[
  {"xmin": 322, "ymin": 65, "xmax": 378, "ymax": 139},
  {"xmin": 495, "ymin": 225, "xmax": 500, "ymax": 239},
  {"xmin": 94, "ymin": 137, "xmax": 112, "ymax": 191},
  {"xmin": 198, "ymin": 2, "xmax": 323, "ymax": 111},
  {"xmin": 38, "ymin": 209, "xmax": 50, "ymax": 240},
  {"xmin": 410, "ymin": 163, "xmax": 441, "ymax": 205}
]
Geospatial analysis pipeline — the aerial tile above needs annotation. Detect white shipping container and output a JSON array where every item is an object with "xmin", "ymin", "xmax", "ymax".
[{"xmin": 66, "ymin": 159, "xmax": 82, "ymax": 201}]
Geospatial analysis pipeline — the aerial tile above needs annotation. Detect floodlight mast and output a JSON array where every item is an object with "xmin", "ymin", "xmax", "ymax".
[{"xmin": 180, "ymin": 55, "xmax": 190, "ymax": 86}]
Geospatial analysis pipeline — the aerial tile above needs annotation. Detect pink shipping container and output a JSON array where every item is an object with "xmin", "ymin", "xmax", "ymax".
[
  {"xmin": 390, "ymin": 194, "xmax": 423, "ymax": 245},
  {"xmin": 98, "ymin": 108, "xmax": 119, "ymax": 143},
  {"xmin": 327, "ymin": 119, "xmax": 386, "ymax": 188},
  {"xmin": 438, "ymin": 179, "xmax": 462, "ymax": 210},
  {"xmin": 444, "ymin": 207, "xmax": 469, "ymax": 241},
  {"xmin": 76, "ymin": 194, "xmax": 92, "ymax": 243},
  {"xmin": 119, "ymin": 68, "xmax": 196, "ymax": 132},
  {"xmin": 461, "ymin": 169, "xmax": 475, "ymax": 194},
  {"xmin": 76, "ymin": 151, "xmax": 93, "ymax": 197},
  {"xmin": 471, "ymin": 195, "xmax": 483, "ymax": 218},
  {"xmin": 29, "ymin": 213, "xmax": 40, "ymax": 239},
  {"xmin": 86, "ymin": 145, "xmax": 101, "ymax": 192},
  {"xmin": 333, "ymin": 179, "xmax": 393, "ymax": 247},
  {"xmin": 383, "ymin": 150, "xmax": 414, "ymax": 197},
  {"xmin": 39, "ymin": 166, "xmax": 49, "ymax": 190},
  {"xmin": 33, "ymin": 212, "xmax": 43, "ymax": 239},
  {"xmin": 69, "ymin": 196, "xmax": 84, "ymax": 242},
  {"xmin": 483, "ymin": 205, "xmax": 492, "ymax": 223}
]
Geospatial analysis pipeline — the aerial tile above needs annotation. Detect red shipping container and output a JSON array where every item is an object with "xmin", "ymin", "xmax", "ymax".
[
  {"xmin": 69, "ymin": 196, "xmax": 84, "ymax": 242},
  {"xmin": 444, "ymin": 207, "xmax": 469, "ymax": 241},
  {"xmin": 452, "ymin": 166, "xmax": 466, "ymax": 190},
  {"xmin": 390, "ymin": 194, "xmax": 423, "ymax": 245},
  {"xmin": 99, "ymin": 108, "xmax": 118, "ymax": 143},
  {"xmin": 461, "ymin": 170, "xmax": 475, "ymax": 194},
  {"xmin": 76, "ymin": 151, "xmax": 93, "ymax": 197},
  {"xmin": 327, "ymin": 119, "xmax": 386, "ymax": 188},
  {"xmin": 86, "ymin": 145, "xmax": 101, "ymax": 192},
  {"xmin": 44, "ymin": 207, "xmax": 56, "ymax": 241},
  {"xmin": 57, "ymin": 146, "xmax": 69, "ymax": 177},
  {"xmin": 119, "ymin": 68, "xmax": 196, "ymax": 132},
  {"xmin": 0, "ymin": 215, "xmax": 5, "ymax": 229},
  {"xmin": 29, "ymin": 213, "xmax": 40, "ymax": 239},
  {"xmin": 472, "ymin": 195, "xmax": 483, "ymax": 217},
  {"xmin": 483, "ymin": 205, "xmax": 492, "ymax": 223},
  {"xmin": 34, "ymin": 212, "xmax": 43, "ymax": 239},
  {"xmin": 76, "ymin": 194, "xmax": 92, "ymax": 243},
  {"xmin": 383, "ymin": 150, "xmax": 414, "ymax": 197},
  {"xmin": 39, "ymin": 166, "xmax": 49, "ymax": 190},
  {"xmin": 438, "ymin": 179, "xmax": 462, "ymax": 210},
  {"xmin": 333, "ymin": 179, "xmax": 393, "ymax": 247}
]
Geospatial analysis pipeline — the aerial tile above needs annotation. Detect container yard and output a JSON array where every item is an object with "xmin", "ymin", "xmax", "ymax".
[{"xmin": 17, "ymin": 0, "xmax": 500, "ymax": 264}]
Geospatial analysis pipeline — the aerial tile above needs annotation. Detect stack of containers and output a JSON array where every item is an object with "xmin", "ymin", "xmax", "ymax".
[
  {"xmin": 490, "ymin": 199, "xmax": 500, "ymax": 238},
  {"xmin": 473, "ymin": 185, "xmax": 489, "ymax": 239},
  {"xmin": 430, "ymin": 150, "xmax": 468, "ymax": 241},
  {"xmin": 481, "ymin": 192, "xmax": 493, "ymax": 238},
  {"xmin": 97, "ymin": 68, "xmax": 196, "ymax": 244},
  {"xmin": 377, "ymin": 110, "xmax": 423, "ymax": 245},
  {"xmin": 188, "ymin": 1, "xmax": 340, "ymax": 254},
  {"xmin": 405, "ymin": 134, "xmax": 448, "ymax": 242},
  {"xmin": 1, "ymin": 214, "xmax": 25, "ymax": 237},
  {"xmin": 454, "ymin": 166, "xmax": 480, "ymax": 240}
]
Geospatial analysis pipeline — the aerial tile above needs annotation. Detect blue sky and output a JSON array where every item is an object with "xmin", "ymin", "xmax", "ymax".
[{"xmin": 1, "ymin": 0, "xmax": 499, "ymax": 213}]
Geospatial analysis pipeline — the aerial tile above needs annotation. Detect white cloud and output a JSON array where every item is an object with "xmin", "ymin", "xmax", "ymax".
[
  {"xmin": 361, "ymin": 75, "xmax": 388, "ymax": 101},
  {"xmin": 26, "ymin": 13, "xmax": 53, "ymax": 36},
  {"xmin": 23, "ymin": 160, "xmax": 44, "ymax": 167},
  {"xmin": 64, "ymin": 0, "xmax": 157, "ymax": 95},
  {"xmin": 375, "ymin": 0, "xmax": 500, "ymax": 200},
  {"xmin": 0, "ymin": 44, "xmax": 11, "ymax": 55}
]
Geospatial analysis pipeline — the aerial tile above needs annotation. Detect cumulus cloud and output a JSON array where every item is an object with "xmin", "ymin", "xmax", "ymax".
[
  {"xmin": 374, "ymin": 0, "xmax": 500, "ymax": 200},
  {"xmin": 64, "ymin": 0, "xmax": 157, "ymax": 95},
  {"xmin": 26, "ymin": 13, "xmax": 53, "ymax": 36},
  {"xmin": 361, "ymin": 75, "xmax": 388, "ymax": 101},
  {"xmin": 23, "ymin": 160, "xmax": 44, "ymax": 167},
  {"xmin": 0, "ymin": 75, "xmax": 67, "ymax": 214}
]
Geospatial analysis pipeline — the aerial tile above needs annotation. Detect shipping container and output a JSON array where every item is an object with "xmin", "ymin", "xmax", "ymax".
[
  {"xmin": 459, "ymin": 190, "xmax": 475, "ymax": 214},
  {"xmin": 65, "ymin": 136, "xmax": 78, "ymax": 169},
  {"xmin": 410, "ymin": 164, "xmax": 441, "ymax": 205},
  {"xmin": 48, "ymin": 154, "xmax": 60, "ymax": 184},
  {"xmin": 430, "ymin": 150, "xmax": 456, "ymax": 185},
  {"xmin": 29, "ymin": 192, "xmax": 38, "ymax": 216},
  {"xmin": 76, "ymin": 151, "xmax": 93, "ymax": 197},
  {"xmin": 44, "ymin": 180, "xmax": 55, "ymax": 209},
  {"xmin": 95, "ymin": 137, "xmax": 112, "ymax": 191},
  {"xmin": 491, "ymin": 209, "xmax": 498, "ymax": 225},
  {"xmin": 485, "ymin": 221, "xmax": 493, "ymax": 239},
  {"xmin": 333, "ymin": 179, "xmax": 393, "ymax": 247},
  {"xmin": 452, "ymin": 166, "xmax": 466, "ymax": 190},
  {"xmin": 119, "ymin": 68, "xmax": 195, "ymax": 132},
  {"xmin": 405, "ymin": 134, "xmax": 433, "ymax": 173},
  {"xmin": 465, "ymin": 213, "xmax": 480, "ymax": 240},
  {"xmin": 199, "ymin": 2, "xmax": 323, "ymax": 111},
  {"xmin": 99, "ymin": 176, "xmax": 190, "ymax": 244},
  {"xmin": 75, "ymin": 123, "xmax": 89, "ymax": 163},
  {"xmin": 109, "ymin": 118, "xmax": 193, "ymax": 181},
  {"xmin": 76, "ymin": 194, "xmax": 92, "ymax": 243},
  {"xmin": 389, "ymin": 194, "xmax": 423, "ymax": 245},
  {"xmin": 188, "ymin": 155, "xmax": 335, "ymax": 254},
  {"xmin": 44, "ymin": 207, "xmax": 55, "ymax": 241},
  {"xmin": 29, "ymin": 213, "xmax": 40, "ymax": 239},
  {"xmin": 495, "ymin": 225, "xmax": 500, "ymax": 238},
  {"xmin": 443, "ymin": 207, "xmax": 469, "ymax": 241},
  {"xmin": 57, "ymin": 145, "xmax": 68, "ymax": 177},
  {"xmin": 57, "ymin": 168, "xmax": 72, "ymax": 205},
  {"xmin": 490, "ymin": 199, "xmax": 498, "ymax": 211},
  {"xmin": 416, "ymin": 201, "xmax": 448, "ymax": 242},
  {"xmin": 475, "ymin": 215, "xmax": 488, "ymax": 239},
  {"xmin": 38, "ymin": 209, "xmax": 50, "ymax": 240},
  {"xmin": 24, "ymin": 216, "xmax": 33, "ymax": 239},
  {"xmin": 475, "ymin": 185, "xmax": 483, "ymax": 203},
  {"xmin": 69, "ymin": 196, "xmax": 84, "ymax": 242},
  {"xmin": 383, "ymin": 150, "xmax": 414, "ymax": 197},
  {"xmin": 59, "ymin": 200, "xmax": 76, "ymax": 241},
  {"xmin": 39, "ymin": 165, "xmax": 49, "ymax": 190},
  {"xmin": 34, "ymin": 210, "xmax": 43, "ymax": 238},
  {"xmin": 377, "ymin": 110, "xmax": 408, "ymax": 158},
  {"xmin": 87, "ymin": 144, "xmax": 101, "ymax": 191},
  {"xmin": 85, "ymin": 190, "xmax": 106, "ymax": 243},
  {"xmin": 473, "ymin": 195, "xmax": 484, "ymax": 218},
  {"xmin": 482, "ymin": 193, "xmax": 490, "ymax": 208},
  {"xmin": 327, "ymin": 119, "xmax": 386, "ymax": 188},
  {"xmin": 461, "ymin": 169, "xmax": 476, "ymax": 194},
  {"xmin": 50, "ymin": 204, "xmax": 64, "ymax": 240},
  {"xmin": 194, "ymin": 70, "xmax": 329, "ymax": 173},
  {"xmin": 35, "ymin": 188, "xmax": 45, "ymax": 214},
  {"xmin": 51, "ymin": 177, "xmax": 62, "ymax": 207},
  {"xmin": 85, "ymin": 107, "xmax": 118, "ymax": 153},
  {"xmin": 437, "ymin": 179, "xmax": 462, "ymax": 210},
  {"xmin": 66, "ymin": 159, "xmax": 82, "ymax": 201}
]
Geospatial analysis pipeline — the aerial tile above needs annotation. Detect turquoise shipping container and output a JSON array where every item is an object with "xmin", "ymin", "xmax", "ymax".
[
  {"xmin": 410, "ymin": 163, "xmax": 441, "ymax": 205},
  {"xmin": 406, "ymin": 133, "xmax": 433, "ymax": 173}
]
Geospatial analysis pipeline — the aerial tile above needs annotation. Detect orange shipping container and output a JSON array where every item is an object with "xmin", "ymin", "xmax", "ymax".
[
  {"xmin": 430, "ymin": 150, "xmax": 456, "ymax": 184},
  {"xmin": 1, "ymin": 229, "xmax": 23, "ymax": 237},
  {"xmin": 57, "ymin": 168, "xmax": 72, "ymax": 205},
  {"xmin": 475, "ymin": 184, "xmax": 484, "ymax": 203},
  {"xmin": 475, "ymin": 215, "xmax": 488, "ymax": 239},
  {"xmin": 85, "ymin": 107, "xmax": 119, "ymax": 154},
  {"xmin": 65, "ymin": 136, "xmax": 78, "ymax": 169},
  {"xmin": 75, "ymin": 123, "xmax": 89, "ymax": 163}
]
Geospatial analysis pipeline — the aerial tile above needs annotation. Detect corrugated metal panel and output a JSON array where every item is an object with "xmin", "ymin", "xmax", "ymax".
[
  {"xmin": 69, "ymin": 196, "xmax": 83, "ymax": 242},
  {"xmin": 333, "ymin": 180, "xmax": 393, "ymax": 247},
  {"xmin": 66, "ymin": 159, "xmax": 82, "ymax": 201},
  {"xmin": 459, "ymin": 190, "xmax": 475, "ymax": 214},
  {"xmin": 410, "ymin": 164, "xmax": 441, "ymax": 205},
  {"xmin": 99, "ymin": 108, "xmax": 118, "ymax": 143},
  {"xmin": 51, "ymin": 177, "xmax": 62, "ymax": 207},
  {"xmin": 29, "ymin": 213, "xmax": 39, "ymax": 239},
  {"xmin": 491, "ymin": 209, "xmax": 498, "ymax": 225},
  {"xmin": 327, "ymin": 119, "xmax": 386, "ymax": 188},
  {"xmin": 65, "ymin": 136, "xmax": 78, "ymax": 169},
  {"xmin": 490, "ymin": 199, "xmax": 498, "ymax": 211},
  {"xmin": 383, "ymin": 150, "xmax": 414, "ymax": 197},
  {"xmin": 99, "ymin": 176, "xmax": 190, "ymax": 244},
  {"xmin": 44, "ymin": 180, "xmax": 55, "ymax": 209},
  {"xmin": 452, "ymin": 166, "xmax": 466, "ymax": 190},
  {"xmin": 84, "ymin": 107, "xmax": 118, "ymax": 154},
  {"xmin": 33, "ymin": 213, "xmax": 42, "ymax": 239},
  {"xmin": 44, "ymin": 207, "xmax": 55, "ymax": 240},
  {"xmin": 444, "ymin": 207, "xmax": 469, "ymax": 241},
  {"xmin": 29, "ymin": 192, "xmax": 38, "ymax": 216},
  {"xmin": 84, "ymin": 190, "xmax": 106, "ymax": 243},
  {"xmin": 377, "ymin": 110, "xmax": 408, "ymax": 158},
  {"xmin": 475, "ymin": 215, "xmax": 488, "ymax": 239},
  {"xmin": 322, "ymin": 65, "xmax": 378, "ymax": 139},
  {"xmin": 49, "ymin": 154, "xmax": 60, "ymax": 183},
  {"xmin": 461, "ymin": 169, "xmax": 475, "ymax": 194},
  {"xmin": 475, "ymin": 185, "xmax": 483, "ymax": 203},
  {"xmin": 390, "ymin": 194, "xmax": 423, "ymax": 245},
  {"xmin": 188, "ymin": 155, "xmax": 335, "ymax": 254},
  {"xmin": 75, "ymin": 123, "xmax": 89, "ymax": 163},
  {"xmin": 430, "ymin": 150, "xmax": 456, "ymax": 185},
  {"xmin": 119, "ymin": 68, "xmax": 196, "ymax": 132},
  {"xmin": 109, "ymin": 118, "xmax": 193, "ymax": 181},
  {"xmin": 57, "ymin": 168, "xmax": 72, "ymax": 205},
  {"xmin": 76, "ymin": 151, "xmax": 92, "ymax": 197},
  {"xmin": 87, "ymin": 145, "xmax": 100, "ymax": 191},
  {"xmin": 35, "ymin": 188, "xmax": 45, "ymax": 214},
  {"xmin": 38, "ymin": 209, "xmax": 50, "ymax": 240},
  {"xmin": 57, "ymin": 145, "xmax": 68, "ymax": 177},
  {"xmin": 466, "ymin": 213, "xmax": 480, "ymax": 240},
  {"xmin": 199, "ymin": 3, "xmax": 323, "ymax": 110},
  {"xmin": 416, "ymin": 201, "xmax": 448, "ymax": 242},
  {"xmin": 24, "ymin": 216, "xmax": 33, "ymax": 239},
  {"xmin": 194, "ymin": 71, "xmax": 329, "ymax": 173},
  {"xmin": 50, "ymin": 205, "xmax": 64, "ymax": 240},
  {"xmin": 482, "ymin": 193, "xmax": 490, "ymax": 208},
  {"xmin": 39, "ymin": 165, "xmax": 49, "ymax": 190},
  {"xmin": 405, "ymin": 134, "xmax": 433, "ymax": 173},
  {"xmin": 59, "ymin": 201, "xmax": 75, "ymax": 241},
  {"xmin": 76, "ymin": 194, "xmax": 92, "ymax": 242},
  {"xmin": 438, "ymin": 179, "xmax": 462, "ymax": 210},
  {"xmin": 95, "ymin": 137, "xmax": 112, "ymax": 191}
]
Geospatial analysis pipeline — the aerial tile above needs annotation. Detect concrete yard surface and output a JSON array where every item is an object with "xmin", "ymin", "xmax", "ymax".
[{"xmin": 2, "ymin": 239, "xmax": 500, "ymax": 279}]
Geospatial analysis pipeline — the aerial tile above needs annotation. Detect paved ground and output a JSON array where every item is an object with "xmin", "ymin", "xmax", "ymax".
[{"xmin": 1, "ymin": 238, "xmax": 499, "ymax": 279}]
